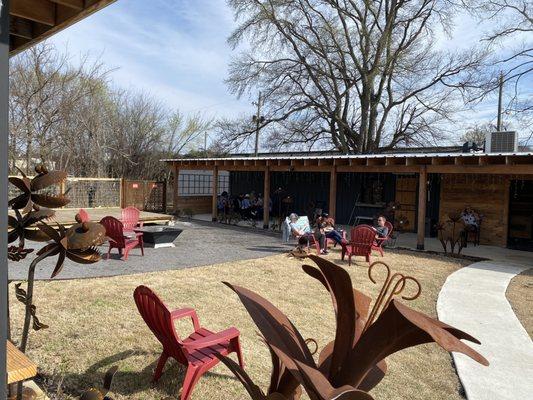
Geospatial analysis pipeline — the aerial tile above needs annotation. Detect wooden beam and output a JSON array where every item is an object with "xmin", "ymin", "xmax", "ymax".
[
  {"xmin": 263, "ymin": 168, "xmax": 270, "ymax": 229},
  {"xmin": 50, "ymin": 0, "xmax": 84, "ymax": 10},
  {"xmin": 329, "ymin": 167, "xmax": 337, "ymax": 219},
  {"xmin": 211, "ymin": 166, "xmax": 218, "ymax": 222},
  {"xmin": 10, "ymin": 0, "xmax": 117, "ymax": 56},
  {"xmin": 173, "ymin": 164, "xmax": 179, "ymax": 214},
  {"xmin": 9, "ymin": 16, "xmax": 33, "ymax": 39},
  {"xmin": 11, "ymin": 0, "xmax": 56, "ymax": 26},
  {"xmin": 417, "ymin": 166, "xmax": 427, "ymax": 250}
]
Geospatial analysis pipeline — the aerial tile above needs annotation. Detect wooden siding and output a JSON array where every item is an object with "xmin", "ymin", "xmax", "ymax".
[
  {"xmin": 439, "ymin": 174, "xmax": 510, "ymax": 246},
  {"xmin": 174, "ymin": 196, "xmax": 212, "ymax": 215},
  {"xmin": 395, "ymin": 176, "xmax": 417, "ymax": 232}
]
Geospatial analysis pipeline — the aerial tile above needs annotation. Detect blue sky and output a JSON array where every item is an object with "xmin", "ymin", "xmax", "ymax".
[
  {"xmin": 49, "ymin": 0, "xmax": 250, "ymax": 119},
  {"xmin": 47, "ymin": 0, "xmax": 531, "ymax": 146}
]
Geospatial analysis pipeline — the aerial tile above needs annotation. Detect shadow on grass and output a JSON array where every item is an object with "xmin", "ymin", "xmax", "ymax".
[{"xmin": 48, "ymin": 349, "xmax": 238, "ymax": 398}]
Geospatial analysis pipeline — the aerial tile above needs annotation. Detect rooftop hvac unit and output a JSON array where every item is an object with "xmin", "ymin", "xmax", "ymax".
[{"xmin": 485, "ymin": 131, "xmax": 518, "ymax": 153}]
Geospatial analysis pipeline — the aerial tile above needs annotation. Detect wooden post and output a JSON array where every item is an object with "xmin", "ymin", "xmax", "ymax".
[
  {"xmin": 119, "ymin": 177, "xmax": 125, "ymax": 208},
  {"xmin": 212, "ymin": 166, "xmax": 218, "ymax": 222},
  {"xmin": 173, "ymin": 164, "xmax": 179, "ymax": 214},
  {"xmin": 417, "ymin": 166, "xmax": 427, "ymax": 250},
  {"xmin": 329, "ymin": 166, "xmax": 337, "ymax": 219},
  {"xmin": 263, "ymin": 168, "xmax": 270, "ymax": 229},
  {"xmin": 59, "ymin": 179, "xmax": 66, "ymax": 208}
]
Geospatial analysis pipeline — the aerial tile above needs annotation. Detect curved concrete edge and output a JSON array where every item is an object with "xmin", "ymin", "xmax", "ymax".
[{"xmin": 437, "ymin": 261, "xmax": 533, "ymax": 400}]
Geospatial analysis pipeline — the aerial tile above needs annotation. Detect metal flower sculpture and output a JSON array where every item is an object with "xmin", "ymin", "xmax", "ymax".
[
  {"xmin": 8, "ymin": 165, "xmax": 70, "ymax": 213},
  {"xmin": 219, "ymin": 256, "xmax": 488, "ymax": 400},
  {"xmin": 8, "ymin": 208, "xmax": 55, "ymax": 247},
  {"xmin": 80, "ymin": 366, "xmax": 118, "ymax": 400},
  {"xmin": 7, "ymin": 165, "xmax": 106, "ymax": 400},
  {"xmin": 17, "ymin": 216, "xmax": 106, "ymax": 354}
]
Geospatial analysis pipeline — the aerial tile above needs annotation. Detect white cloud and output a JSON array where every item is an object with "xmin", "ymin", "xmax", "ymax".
[{"xmin": 47, "ymin": 0, "xmax": 252, "ymax": 119}]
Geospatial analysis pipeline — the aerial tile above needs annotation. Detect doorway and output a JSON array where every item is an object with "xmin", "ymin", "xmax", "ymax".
[{"xmin": 508, "ymin": 180, "xmax": 533, "ymax": 251}]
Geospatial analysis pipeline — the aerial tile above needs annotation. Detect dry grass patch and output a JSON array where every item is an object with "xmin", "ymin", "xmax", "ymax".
[
  {"xmin": 9, "ymin": 249, "xmax": 470, "ymax": 400},
  {"xmin": 506, "ymin": 268, "xmax": 533, "ymax": 339}
]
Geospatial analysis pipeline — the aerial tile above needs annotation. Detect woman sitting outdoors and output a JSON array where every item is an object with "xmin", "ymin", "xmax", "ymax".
[
  {"xmin": 289, "ymin": 213, "xmax": 327, "ymax": 254},
  {"xmin": 316, "ymin": 213, "xmax": 347, "ymax": 249}
]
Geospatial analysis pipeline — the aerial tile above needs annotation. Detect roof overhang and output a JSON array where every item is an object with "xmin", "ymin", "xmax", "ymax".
[
  {"xmin": 9, "ymin": 0, "xmax": 116, "ymax": 56},
  {"xmin": 163, "ymin": 152, "xmax": 533, "ymax": 175}
]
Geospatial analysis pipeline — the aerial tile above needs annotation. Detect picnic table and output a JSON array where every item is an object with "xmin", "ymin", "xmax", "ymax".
[{"xmin": 7, "ymin": 340, "xmax": 37, "ymax": 385}]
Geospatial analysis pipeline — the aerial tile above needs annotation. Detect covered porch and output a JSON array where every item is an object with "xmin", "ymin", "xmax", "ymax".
[{"xmin": 165, "ymin": 152, "xmax": 533, "ymax": 251}]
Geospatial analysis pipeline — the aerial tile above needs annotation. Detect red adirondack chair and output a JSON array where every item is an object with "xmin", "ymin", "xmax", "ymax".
[
  {"xmin": 100, "ymin": 216, "xmax": 144, "ymax": 261},
  {"xmin": 372, "ymin": 221, "xmax": 393, "ymax": 257},
  {"xmin": 342, "ymin": 225, "xmax": 375, "ymax": 266},
  {"xmin": 121, "ymin": 206, "xmax": 143, "ymax": 232},
  {"xmin": 78, "ymin": 208, "xmax": 90, "ymax": 222},
  {"xmin": 133, "ymin": 285, "xmax": 244, "ymax": 400}
]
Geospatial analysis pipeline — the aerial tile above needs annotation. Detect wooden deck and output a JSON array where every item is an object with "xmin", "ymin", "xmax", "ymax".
[
  {"xmin": 10, "ymin": 207, "xmax": 173, "ymax": 227},
  {"xmin": 7, "ymin": 341, "xmax": 37, "ymax": 384}
]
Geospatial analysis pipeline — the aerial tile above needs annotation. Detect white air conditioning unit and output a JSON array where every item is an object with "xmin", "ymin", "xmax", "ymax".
[{"xmin": 485, "ymin": 131, "xmax": 518, "ymax": 153}]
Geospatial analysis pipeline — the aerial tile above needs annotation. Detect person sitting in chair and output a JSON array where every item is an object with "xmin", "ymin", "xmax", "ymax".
[
  {"xmin": 316, "ymin": 213, "xmax": 347, "ymax": 248},
  {"xmin": 374, "ymin": 215, "xmax": 389, "ymax": 238},
  {"xmin": 461, "ymin": 207, "xmax": 480, "ymax": 229},
  {"xmin": 289, "ymin": 213, "xmax": 327, "ymax": 254}
]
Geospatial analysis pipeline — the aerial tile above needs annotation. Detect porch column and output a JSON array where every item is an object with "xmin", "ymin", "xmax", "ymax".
[
  {"xmin": 211, "ymin": 166, "xmax": 218, "ymax": 221},
  {"xmin": 173, "ymin": 163, "xmax": 179, "ymax": 214},
  {"xmin": 417, "ymin": 166, "xmax": 427, "ymax": 250},
  {"xmin": 329, "ymin": 166, "xmax": 337, "ymax": 219},
  {"xmin": 1, "ymin": 2, "xmax": 9, "ymax": 398},
  {"xmin": 263, "ymin": 168, "xmax": 270, "ymax": 229}
]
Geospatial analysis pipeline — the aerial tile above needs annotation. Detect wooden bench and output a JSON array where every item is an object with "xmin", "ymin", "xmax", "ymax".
[{"xmin": 7, "ymin": 340, "xmax": 37, "ymax": 385}]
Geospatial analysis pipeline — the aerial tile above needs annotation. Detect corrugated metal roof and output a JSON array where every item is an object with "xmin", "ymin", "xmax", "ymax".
[{"xmin": 162, "ymin": 151, "xmax": 533, "ymax": 163}]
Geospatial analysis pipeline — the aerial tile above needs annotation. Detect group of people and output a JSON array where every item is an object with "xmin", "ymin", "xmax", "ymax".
[
  {"xmin": 288, "ymin": 212, "xmax": 389, "ymax": 255},
  {"xmin": 217, "ymin": 191, "xmax": 272, "ymax": 221}
]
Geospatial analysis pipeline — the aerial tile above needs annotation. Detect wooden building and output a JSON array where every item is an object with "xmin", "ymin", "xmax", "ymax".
[{"xmin": 165, "ymin": 151, "xmax": 533, "ymax": 251}]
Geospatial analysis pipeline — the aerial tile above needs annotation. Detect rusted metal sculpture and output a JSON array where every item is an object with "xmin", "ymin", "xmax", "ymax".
[
  {"xmin": 8, "ymin": 165, "xmax": 107, "ymax": 400},
  {"xmin": 436, "ymin": 212, "xmax": 466, "ymax": 255},
  {"xmin": 80, "ymin": 366, "xmax": 118, "ymax": 400},
  {"xmin": 9, "ymin": 166, "xmax": 70, "ymax": 213},
  {"xmin": 220, "ymin": 255, "xmax": 488, "ymax": 400}
]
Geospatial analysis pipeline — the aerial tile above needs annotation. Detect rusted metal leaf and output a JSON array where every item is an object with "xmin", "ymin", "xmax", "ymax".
[
  {"xmin": 304, "ymin": 255, "xmax": 355, "ymax": 381},
  {"xmin": 31, "ymin": 171, "xmax": 67, "ymax": 191},
  {"xmin": 7, "ymin": 246, "xmax": 34, "ymax": 262},
  {"xmin": 223, "ymin": 282, "xmax": 315, "ymax": 366},
  {"xmin": 336, "ymin": 299, "xmax": 489, "ymax": 388},
  {"xmin": 32, "ymin": 194, "xmax": 70, "ymax": 208}
]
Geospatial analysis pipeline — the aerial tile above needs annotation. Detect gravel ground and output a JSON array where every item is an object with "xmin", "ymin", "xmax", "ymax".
[{"xmin": 8, "ymin": 219, "xmax": 290, "ymax": 281}]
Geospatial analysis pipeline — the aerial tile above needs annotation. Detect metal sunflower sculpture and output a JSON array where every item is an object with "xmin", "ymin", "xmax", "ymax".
[
  {"xmin": 218, "ymin": 256, "xmax": 489, "ymax": 400},
  {"xmin": 17, "ymin": 216, "xmax": 106, "ymax": 353},
  {"xmin": 9, "ymin": 165, "xmax": 70, "ymax": 213}
]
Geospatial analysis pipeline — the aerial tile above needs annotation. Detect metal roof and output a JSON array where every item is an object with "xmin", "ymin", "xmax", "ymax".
[{"xmin": 162, "ymin": 151, "xmax": 533, "ymax": 163}]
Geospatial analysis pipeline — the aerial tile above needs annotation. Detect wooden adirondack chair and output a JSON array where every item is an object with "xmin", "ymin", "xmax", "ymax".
[
  {"xmin": 371, "ymin": 221, "xmax": 393, "ymax": 257},
  {"xmin": 342, "ymin": 225, "xmax": 375, "ymax": 266},
  {"xmin": 133, "ymin": 285, "xmax": 244, "ymax": 400},
  {"xmin": 78, "ymin": 208, "xmax": 90, "ymax": 222},
  {"xmin": 121, "ymin": 206, "xmax": 143, "ymax": 232},
  {"xmin": 100, "ymin": 216, "xmax": 144, "ymax": 261}
]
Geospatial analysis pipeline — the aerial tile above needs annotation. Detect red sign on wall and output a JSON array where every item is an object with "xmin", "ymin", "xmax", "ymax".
[{"xmin": 132, "ymin": 183, "xmax": 139, "ymax": 189}]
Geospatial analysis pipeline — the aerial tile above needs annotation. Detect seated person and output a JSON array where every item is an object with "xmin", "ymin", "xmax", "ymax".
[
  {"xmin": 374, "ymin": 215, "xmax": 389, "ymax": 238},
  {"xmin": 461, "ymin": 207, "xmax": 480, "ymax": 230},
  {"xmin": 289, "ymin": 213, "xmax": 327, "ymax": 254},
  {"xmin": 316, "ymin": 213, "xmax": 347, "ymax": 247}
]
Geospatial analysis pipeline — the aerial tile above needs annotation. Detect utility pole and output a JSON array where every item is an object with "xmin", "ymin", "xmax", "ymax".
[
  {"xmin": 204, "ymin": 131, "xmax": 207, "ymax": 156},
  {"xmin": 252, "ymin": 92, "xmax": 264, "ymax": 156},
  {"xmin": 497, "ymin": 72, "xmax": 504, "ymax": 131}
]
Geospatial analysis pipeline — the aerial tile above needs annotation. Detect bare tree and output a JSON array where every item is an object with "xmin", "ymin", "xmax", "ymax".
[
  {"xmin": 462, "ymin": 1, "xmax": 532, "ymax": 114},
  {"xmin": 9, "ymin": 43, "xmax": 212, "ymax": 180},
  {"xmin": 222, "ymin": 0, "xmax": 487, "ymax": 154}
]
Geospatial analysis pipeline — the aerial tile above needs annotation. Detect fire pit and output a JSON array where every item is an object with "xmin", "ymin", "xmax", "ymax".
[{"xmin": 133, "ymin": 226, "xmax": 183, "ymax": 248}]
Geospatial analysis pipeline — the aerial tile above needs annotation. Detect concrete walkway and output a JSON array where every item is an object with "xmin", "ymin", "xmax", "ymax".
[{"xmin": 437, "ymin": 261, "xmax": 533, "ymax": 400}]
